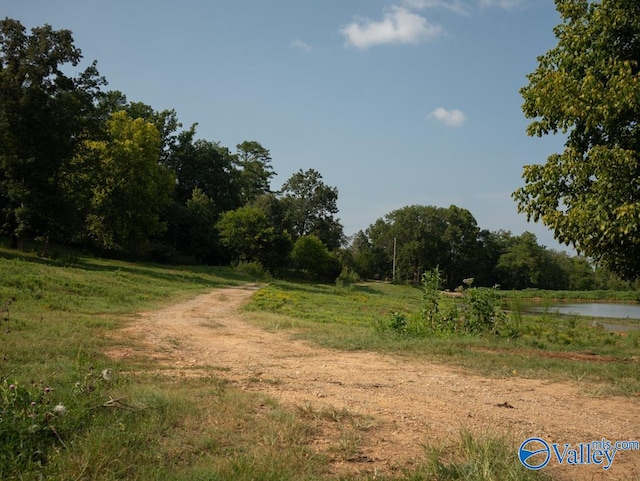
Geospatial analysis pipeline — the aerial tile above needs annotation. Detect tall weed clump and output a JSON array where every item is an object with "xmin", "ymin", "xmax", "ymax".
[
  {"xmin": 378, "ymin": 268, "xmax": 505, "ymax": 337},
  {"xmin": 0, "ymin": 368, "xmax": 115, "ymax": 479}
]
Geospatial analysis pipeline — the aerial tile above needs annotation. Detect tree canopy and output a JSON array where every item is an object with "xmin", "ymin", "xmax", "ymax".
[
  {"xmin": 0, "ymin": 18, "xmax": 104, "ymax": 245},
  {"xmin": 0, "ymin": 17, "xmax": 633, "ymax": 288},
  {"xmin": 83, "ymin": 111, "xmax": 175, "ymax": 252},
  {"xmin": 513, "ymin": 0, "xmax": 640, "ymax": 280},
  {"xmin": 279, "ymin": 168, "xmax": 344, "ymax": 250}
]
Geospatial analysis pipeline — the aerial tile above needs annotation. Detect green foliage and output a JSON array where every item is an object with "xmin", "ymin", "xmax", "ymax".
[
  {"xmin": 420, "ymin": 268, "xmax": 443, "ymax": 331},
  {"xmin": 280, "ymin": 169, "xmax": 344, "ymax": 250},
  {"xmin": 166, "ymin": 127, "xmax": 241, "ymax": 212},
  {"xmin": 364, "ymin": 205, "xmax": 481, "ymax": 288},
  {"xmin": 334, "ymin": 267, "xmax": 359, "ymax": 290},
  {"xmin": 514, "ymin": 0, "xmax": 640, "ymax": 280},
  {"xmin": 0, "ymin": 368, "xmax": 114, "ymax": 479},
  {"xmin": 0, "ymin": 18, "xmax": 105, "ymax": 244},
  {"xmin": 217, "ymin": 205, "xmax": 292, "ymax": 272},
  {"xmin": 386, "ymin": 269, "xmax": 508, "ymax": 336},
  {"xmin": 291, "ymin": 235, "xmax": 341, "ymax": 281},
  {"xmin": 419, "ymin": 429, "xmax": 550, "ymax": 481},
  {"xmin": 235, "ymin": 141, "xmax": 275, "ymax": 204},
  {"xmin": 233, "ymin": 261, "xmax": 272, "ymax": 280},
  {"xmin": 460, "ymin": 287, "xmax": 504, "ymax": 335},
  {"xmin": 83, "ymin": 111, "xmax": 175, "ymax": 253}
]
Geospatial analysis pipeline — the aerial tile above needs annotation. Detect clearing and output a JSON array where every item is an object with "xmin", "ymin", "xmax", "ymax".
[{"xmin": 107, "ymin": 284, "xmax": 640, "ymax": 480}]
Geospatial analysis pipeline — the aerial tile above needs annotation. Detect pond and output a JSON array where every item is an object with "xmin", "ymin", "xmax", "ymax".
[{"xmin": 520, "ymin": 302, "xmax": 640, "ymax": 332}]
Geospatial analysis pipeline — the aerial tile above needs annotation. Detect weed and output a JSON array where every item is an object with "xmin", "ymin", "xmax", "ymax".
[
  {"xmin": 0, "ymin": 367, "xmax": 116, "ymax": 479},
  {"xmin": 418, "ymin": 429, "xmax": 551, "ymax": 480}
]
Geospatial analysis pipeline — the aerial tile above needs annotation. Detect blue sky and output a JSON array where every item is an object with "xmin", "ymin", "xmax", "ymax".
[{"xmin": 7, "ymin": 0, "xmax": 569, "ymax": 249}]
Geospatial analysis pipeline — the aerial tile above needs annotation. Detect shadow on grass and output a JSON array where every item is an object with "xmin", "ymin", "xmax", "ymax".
[{"xmin": 0, "ymin": 242, "xmax": 249, "ymax": 290}]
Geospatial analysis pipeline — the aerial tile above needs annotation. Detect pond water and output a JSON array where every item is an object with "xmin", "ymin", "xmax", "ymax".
[
  {"xmin": 520, "ymin": 302, "xmax": 640, "ymax": 332},
  {"xmin": 524, "ymin": 302, "xmax": 640, "ymax": 320}
]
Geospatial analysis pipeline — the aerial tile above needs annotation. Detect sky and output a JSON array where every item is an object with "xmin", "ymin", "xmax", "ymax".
[{"xmin": 6, "ymin": 0, "xmax": 571, "ymax": 249}]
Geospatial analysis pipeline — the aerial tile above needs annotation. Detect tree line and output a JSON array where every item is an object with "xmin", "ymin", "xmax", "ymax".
[
  {"xmin": 1, "ymin": 17, "xmax": 637, "ymax": 290},
  {"xmin": 0, "ymin": 18, "xmax": 343, "ymax": 274},
  {"xmin": 341, "ymin": 205, "xmax": 635, "ymax": 290}
]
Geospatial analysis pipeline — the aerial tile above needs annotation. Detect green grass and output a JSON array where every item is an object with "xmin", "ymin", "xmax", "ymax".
[
  {"xmin": 244, "ymin": 281, "xmax": 640, "ymax": 396},
  {"xmin": 498, "ymin": 288, "xmax": 640, "ymax": 301},
  {"xmin": 0, "ymin": 244, "xmax": 563, "ymax": 480}
]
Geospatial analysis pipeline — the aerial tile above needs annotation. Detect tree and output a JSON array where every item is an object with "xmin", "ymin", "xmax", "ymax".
[
  {"xmin": 344, "ymin": 230, "xmax": 387, "ymax": 280},
  {"xmin": 98, "ymin": 91, "xmax": 183, "ymax": 165},
  {"xmin": 0, "ymin": 18, "xmax": 105, "ymax": 245},
  {"xmin": 166, "ymin": 128, "xmax": 241, "ymax": 213},
  {"xmin": 513, "ymin": 0, "xmax": 640, "ymax": 280},
  {"xmin": 367, "ymin": 205, "xmax": 480, "ymax": 287},
  {"xmin": 183, "ymin": 187, "xmax": 218, "ymax": 262},
  {"xmin": 279, "ymin": 168, "xmax": 344, "ymax": 250},
  {"xmin": 236, "ymin": 141, "xmax": 275, "ymax": 204},
  {"xmin": 291, "ymin": 235, "xmax": 342, "ymax": 281},
  {"xmin": 216, "ymin": 205, "xmax": 292, "ymax": 272},
  {"xmin": 83, "ymin": 111, "xmax": 175, "ymax": 253}
]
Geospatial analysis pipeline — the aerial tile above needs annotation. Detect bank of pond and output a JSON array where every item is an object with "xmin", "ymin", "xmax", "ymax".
[{"xmin": 505, "ymin": 298, "xmax": 640, "ymax": 332}]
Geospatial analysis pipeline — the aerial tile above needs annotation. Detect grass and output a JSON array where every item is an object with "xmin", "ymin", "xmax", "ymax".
[
  {"xmin": 0, "ymin": 242, "xmax": 572, "ymax": 480},
  {"xmin": 243, "ymin": 281, "xmax": 640, "ymax": 397},
  {"xmin": 498, "ymin": 288, "xmax": 640, "ymax": 301}
]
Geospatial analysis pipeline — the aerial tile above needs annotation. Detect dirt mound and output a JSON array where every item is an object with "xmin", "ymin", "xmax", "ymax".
[{"xmin": 107, "ymin": 285, "xmax": 640, "ymax": 480}]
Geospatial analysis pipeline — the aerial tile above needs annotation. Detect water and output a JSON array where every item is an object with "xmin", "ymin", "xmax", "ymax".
[
  {"xmin": 522, "ymin": 302, "xmax": 640, "ymax": 331},
  {"xmin": 525, "ymin": 302, "xmax": 640, "ymax": 320}
]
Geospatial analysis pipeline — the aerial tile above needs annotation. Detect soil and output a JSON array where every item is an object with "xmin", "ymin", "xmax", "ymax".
[{"xmin": 106, "ymin": 284, "xmax": 640, "ymax": 480}]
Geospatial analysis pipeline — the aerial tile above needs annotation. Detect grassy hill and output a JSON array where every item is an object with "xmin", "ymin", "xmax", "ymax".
[{"xmin": 4, "ymin": 243, "xmax": 632, "ymax": 479}]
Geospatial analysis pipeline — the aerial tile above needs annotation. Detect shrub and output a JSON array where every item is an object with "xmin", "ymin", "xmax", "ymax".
[
  {"xmin": 292, "ymin": 235, "xmax": 342, "ymax": 281},
  {"xmin": 385, "ymin": 268, "xmax": 507, "ymax": 337},
  {"xmin": 335, "ymin": 267, "xmax": 359, "ymax": 290}
]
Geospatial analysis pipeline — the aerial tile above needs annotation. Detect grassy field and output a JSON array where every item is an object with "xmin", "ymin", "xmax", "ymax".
[
  {"xmin": 1, "ymin": 243, "xmax": 621, "ymax": 480},
  {"xmin": 244, "ymin": 281, "xmax": 640, "ymax": 397}
]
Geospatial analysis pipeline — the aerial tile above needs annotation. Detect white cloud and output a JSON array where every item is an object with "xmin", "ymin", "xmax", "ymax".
[
  {"xmin": 291, "ymin": 39, "xmax": 312, "ymax": 52},
  {"xmin": 429, "ymin": 107, "xmax": 467, "ymax": 127},
  {"xmin": 341, "ymin": 6, "xmax": 444, "ymax": 49}
]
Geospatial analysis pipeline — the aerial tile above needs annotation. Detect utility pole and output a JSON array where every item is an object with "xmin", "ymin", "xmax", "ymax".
[{"xmin": 392, "ymin": 237, "xmax": 397, "ymax": 282}]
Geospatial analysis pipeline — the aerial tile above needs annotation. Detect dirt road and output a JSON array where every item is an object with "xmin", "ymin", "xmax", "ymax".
[{"xmin": 108, "ymin": 285, "xmax": 640, "ymax": 480}]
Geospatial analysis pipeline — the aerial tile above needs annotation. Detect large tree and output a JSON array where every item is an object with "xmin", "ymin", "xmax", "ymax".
[
  {"xmin": 98, "ymin": 90, "xmax": 183, "ymax": 165},
  {"xmin": 166, "ymin": 128, "xmax": 241, "ymax": 213},
  {"xmin": 216, "ymin": 205, "xmax": 292, "ymax": 272},
  {"xmin": 83, "ymin": 111, "xmax": 174, "ymax": 253},
  {"xmin": 367, "ymin": 205, "xmax": 480, "ymax": 287},
  {"xmin": 236, "ymin": 141, "xmax": 275, "ymax": 204},
  {"xmin": 0, "ymin": 18, "xmax": 105, "ymax": 245},
  {"xmin": 513, "ymin": 0, "xmax": 640, "ymax": 279},
  {"xmin": 279, "ymin": 168, "xmax": 344, "ymax": 250}
]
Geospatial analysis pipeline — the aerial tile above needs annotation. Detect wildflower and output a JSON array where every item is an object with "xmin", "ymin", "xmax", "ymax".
[
  {"xmin": 44, "ymin": 386, "xmax": 52, "ymax": 394},
  {"xmin": 53, "ymin": 404, "xmax": 66, "ymax": 416},
  {"xmin": 30, "ymin": 401, "xmax": 36, "ymax": 407},
  {"xmin": 101, "ymin": 368, "xmax": 112, "ymax": 381},
  {"xmin": 9, "ymin": 384, "xmax": 15, "ymax": 391}
]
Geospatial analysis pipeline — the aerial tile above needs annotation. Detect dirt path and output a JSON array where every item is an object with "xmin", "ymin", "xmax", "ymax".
[{"xmin": 108, "ymin": 285, "xmax": 640, "ymax": 480}]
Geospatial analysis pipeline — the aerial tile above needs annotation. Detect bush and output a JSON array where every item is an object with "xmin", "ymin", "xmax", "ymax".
[
  {"xmin": 460, "ymin": 287, "xmax": 505, "ymax": 334},
  {"xmin": 233, "ymin": 261, "xmax": 271, "ymax": 280},
  {"xmin": 292, "ymin": 235, "xmax": 342, "ymax": 282},
  {"xmin": 382, "ymin": 268, "xmax": 507, "ymax": 337},
  {"xmin": 335, "ymin": 267, "xmax": 359, "ymax": 289}
]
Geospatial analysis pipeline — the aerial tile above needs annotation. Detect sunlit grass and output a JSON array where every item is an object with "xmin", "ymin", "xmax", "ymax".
[
  {"xmin": 0, "ymin": 242, "xmax": 594, "ymax": 480},
  {"xmin": 244, "ymin": 281, "xmax": 640, "ymax": 396}
]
